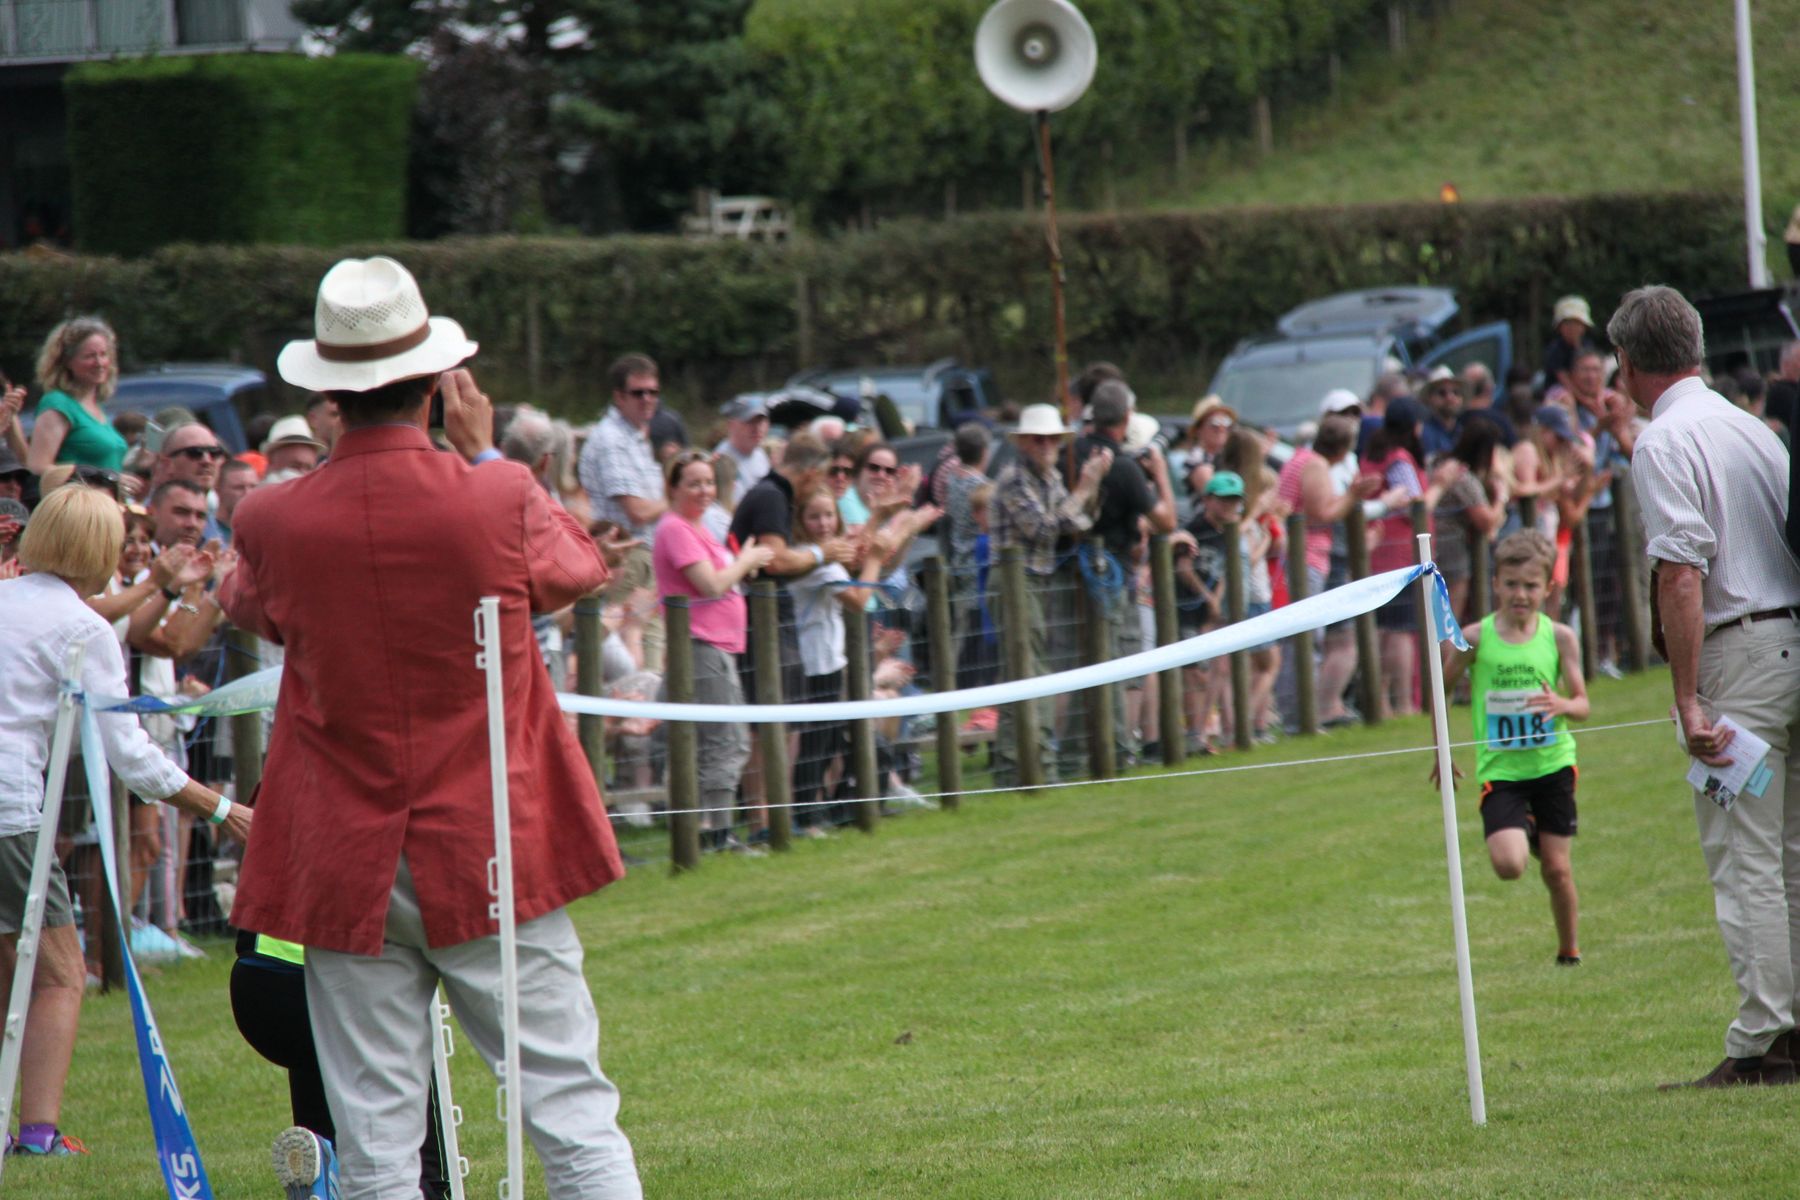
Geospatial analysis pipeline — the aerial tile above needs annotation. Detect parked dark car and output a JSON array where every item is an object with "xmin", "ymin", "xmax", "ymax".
[
  {"xmin": 788, "ymin": 359, "xmax": 1001, "ymax": 432},
  {"xmin": 1206, "ymin": 287, "xmax": 1512, "ymax": 439},
  {"xmin": 108, "ymin": 364, "xmax": 268, "ymax": 453}
]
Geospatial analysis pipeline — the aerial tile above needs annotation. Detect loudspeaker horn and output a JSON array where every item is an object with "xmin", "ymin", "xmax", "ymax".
[{"xmin": 974, "ymin": 0, "xmax": 1097, "ymax": 114}]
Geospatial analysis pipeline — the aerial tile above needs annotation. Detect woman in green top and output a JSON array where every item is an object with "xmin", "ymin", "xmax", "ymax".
[{"xmin": 11, "ymin": 316, "xmax": 128, "ymax": 475}]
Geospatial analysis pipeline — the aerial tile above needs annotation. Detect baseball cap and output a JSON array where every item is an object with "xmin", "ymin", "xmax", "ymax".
[
  {"xmin": 1204, "ymin": 470, "xmax": 1245, "ymax": 498},
  {"xmin": 721, "ymin": 394, "xmax": 769, "ymax": 422},
  {"xmin": 1320, "ymin": 388, "xmax": 1361, "ymax": 415},
  {"xmin": 1533, "ymin": 403, "xmax": 1575, "ymax": 440}
]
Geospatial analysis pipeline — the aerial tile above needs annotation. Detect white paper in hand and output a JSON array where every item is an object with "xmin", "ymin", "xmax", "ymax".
[{"xmin": 1685, "ymin": 716, "xmax": 1774, "ymax": 812}]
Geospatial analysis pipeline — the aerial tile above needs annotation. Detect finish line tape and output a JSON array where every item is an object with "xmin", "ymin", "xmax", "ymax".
[{"xmin": 89, "ymin": 564, "xmax": 1453, "ymax": 726}]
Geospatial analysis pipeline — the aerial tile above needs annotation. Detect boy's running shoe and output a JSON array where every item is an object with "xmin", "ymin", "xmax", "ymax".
[
  {"xmin": 7, "ymin": 1127, "xmax": 89, "ymax": 1156},
  {"xmin": 272, "ymin": 1126, "xmax": 340, "ymax": 1200}
]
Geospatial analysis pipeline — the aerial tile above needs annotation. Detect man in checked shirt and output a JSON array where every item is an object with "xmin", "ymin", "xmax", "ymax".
[{"xmin": 1619, "ymin": 285, "xmax": 1800, "ymax": 1090}]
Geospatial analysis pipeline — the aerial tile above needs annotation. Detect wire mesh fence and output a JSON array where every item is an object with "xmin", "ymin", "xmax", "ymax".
[{"xmin": 60, "ymin": 471, "xmax": 1661, "ymax": 972}]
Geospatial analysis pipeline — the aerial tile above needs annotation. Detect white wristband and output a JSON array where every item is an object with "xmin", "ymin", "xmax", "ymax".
[
  {"xmin": 208, "ymin": 796, "xmax": 232, "ymax": 826},
  {"xmin": 809, "ymin": 544, "xmax": 824, "ymax": 566}
]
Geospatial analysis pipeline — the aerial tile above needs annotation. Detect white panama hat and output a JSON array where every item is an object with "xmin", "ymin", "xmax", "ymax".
[
  {"xmin": 1014, "ymin": 403, "xmax": 1072, "ymax": 437},
  {"xmin": 277, "ymin": 256, "xmax": 478, "ymax": 393},
  {"xmin": 260, "ymin": 414, "xmax": 326, "ymax": 454}
]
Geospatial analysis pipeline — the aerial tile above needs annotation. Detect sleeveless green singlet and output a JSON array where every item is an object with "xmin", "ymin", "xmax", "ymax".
[{"xmin": 1470, "ymin": 613, "xmax": 1577, "ymax": 783}]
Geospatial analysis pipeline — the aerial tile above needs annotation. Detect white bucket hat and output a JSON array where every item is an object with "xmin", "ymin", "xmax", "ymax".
[
  {"xmin": 277, "ymin": 257, "xmax": 478, "ymax": 393},
  {"xmin": 1014, "ymin": 403, "xmax": 1071, "ymax": 437},
  {"xmin": 1551, "ymin": 295, "xmax": 1593, "ymax": 329},
  {"xmin": 260, "ymin": 414, "xmax": 326, "ymax": 454}
]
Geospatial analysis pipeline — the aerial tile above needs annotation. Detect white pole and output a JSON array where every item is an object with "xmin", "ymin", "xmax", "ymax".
[
  {"xmin": 0, "ymin": 644, "xmax": 87, "ymax": 1186},
  {"xmin": 1735, "ymin": 0, "xmax": 1770, "ymax": 289},
  {"xmin": 475, "ymin": 597, "xmax": 524, "ymax": 1200},
  {"xmin": 1416, "ymin": 534, "xmax": 1487, "ymax": 1126},
  {"xmin": 430, "ymin": 988, "xmax": 470, "ymax": 1200}
]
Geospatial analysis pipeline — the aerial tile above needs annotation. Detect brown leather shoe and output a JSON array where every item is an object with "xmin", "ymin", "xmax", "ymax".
[
  {"xmin": 1766, "ymin": 1030, "xmax": 1796, "ymax": 1066},
  {"xmin": 1659, "ymin": 1055, "xmax": 1798, "ymax": 1091}
]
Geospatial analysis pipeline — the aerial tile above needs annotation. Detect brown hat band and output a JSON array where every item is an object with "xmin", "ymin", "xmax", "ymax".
[{"xmin": 315, "ymin": 322, "xmax": 431, "ymax": 363}]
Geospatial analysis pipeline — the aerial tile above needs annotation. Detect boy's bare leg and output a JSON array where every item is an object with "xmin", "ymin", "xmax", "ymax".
[
  {"xmin": 1537, "ymin": 833, "xmax": 1579, "ymax": 958},
  {"xmin": 1486, "ymin": 828, "xmax": 1530, "ymax": 880}
]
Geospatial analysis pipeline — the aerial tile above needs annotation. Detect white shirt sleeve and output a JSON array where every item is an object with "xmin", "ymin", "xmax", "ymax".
[
  {"xmin": 80, "ymin": 628, "xmax": 188, "ymax": 802},
  {"xmin": 1633, "ymin": 438, "xmax": 1716, "ymax": 573}
]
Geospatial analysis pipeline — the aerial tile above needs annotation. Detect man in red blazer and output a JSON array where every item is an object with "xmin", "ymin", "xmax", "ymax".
[{"xmin": 220, "ymin": 257, "xmax": 642, "ymax": 1199}]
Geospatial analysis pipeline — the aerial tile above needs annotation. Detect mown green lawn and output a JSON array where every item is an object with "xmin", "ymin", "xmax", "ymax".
[{"xmin": 26, "ymin": 667, "xmax": 1792, "ymax": 1198}]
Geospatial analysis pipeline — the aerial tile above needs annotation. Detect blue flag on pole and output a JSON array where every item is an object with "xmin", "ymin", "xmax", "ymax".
[{"xmin": 80, "ymin": 710, "xmax": 216, "ymax": 1200}]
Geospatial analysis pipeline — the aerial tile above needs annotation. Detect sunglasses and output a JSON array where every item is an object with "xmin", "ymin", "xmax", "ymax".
[
  {"xmin": 863, "ymin": 463, "xmax": 899, "ymax": 477},
  {"xmin": 625, "ymin": 387, "xmax": 661, "ymax": 399},
  {"xmin": 828, "ymin": 465, "xmax": 854, "ymax": 478},
  {"xmin": 1203, "ymin": 418, "xmax": 1235, "ymax": 430},
  {"xmin": 172, "ymin": 445, "xmax": 227, "ymax": 461}
]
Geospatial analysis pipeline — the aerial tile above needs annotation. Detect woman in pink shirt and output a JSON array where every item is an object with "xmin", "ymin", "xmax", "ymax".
[{"xmin": 652, "ymin": 452, "xmax": 774, "ymax": 852}]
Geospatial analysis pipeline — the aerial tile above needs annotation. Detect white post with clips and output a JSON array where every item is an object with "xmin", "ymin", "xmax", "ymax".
[
  {"xmin": 0, "ymin": 643, "xmax": 86, "ymax": 1185},
  {"xmin": 1418, "ymin": 532, "xmax": 1486, "ymax": 1126},
  {"xmin": 430, "ymin": 987, "xmax": 470, "ymax": 1200},
  {"xmin": 475, "ymin": 597, "xmax": 525, "ymax": 1199}
]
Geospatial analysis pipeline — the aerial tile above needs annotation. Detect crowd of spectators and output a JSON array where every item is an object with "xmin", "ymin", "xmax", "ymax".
[{"xmin": 7, "ymin": 298, "xmax": 1800, "ymax": 883}]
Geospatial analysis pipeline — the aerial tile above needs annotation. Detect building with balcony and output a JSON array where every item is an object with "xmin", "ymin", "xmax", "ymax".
[{"xmin": 0, "ymin": 0, "xmax": 305, "ymax": 247}]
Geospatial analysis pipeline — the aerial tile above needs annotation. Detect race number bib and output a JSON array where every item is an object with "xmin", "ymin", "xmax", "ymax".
[{"xmin": 1486, "ymin": 688, "xmax": 1553, "ymax": 752}]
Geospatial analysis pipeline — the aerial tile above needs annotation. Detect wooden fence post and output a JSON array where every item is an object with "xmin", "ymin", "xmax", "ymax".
[
  {"xmin": 749, "ymin": 581, "xmax": 793, "ymax": 852},
  {"xmin": 1612, "ymin": 477, "xmax": 1651, "ymax": 670},
  {"xmin": 1411, "ymin": 499, "xmax": 1433, "ymax": 719},
  {"xmin": 1224, "ymin": 520, "xmax": 1252, "ymax": 749},
  {"xmin": 1516, "ymin": 494, "xmax": 1539, "ymax": 532},
  {"xmin": 574, "ymin": 592, "xmax": 606, "ymax": 788},
  {"xmin": 921, "ymin": 559, "xmax": 961, "ymax": 808},
  {"xmin": 1081, "ymin": 539, "xmax": 1118, "ymax": 780},
  {"xmin": 227, "ymin": 625, "xmax": 264, "ymax": 803},
  {"xmin": 998, "ymin": 547, "xmax": 1044, "ymax": 790},
  {"xmin": 1286, "ymin": 514, "xmax": 1317, "ymax": 737},
  {"xmin": 844, "ymin": 608, "xmax": 880, "ymax": 831},
  {"xmin": 664, "ymin": 599, "xmax": 701, "ymax": 872},
  {"xmin": 1570, "ymin": 516, "xmax": 1600, "ymax": 682},
  {"xmin": 1150, "ymin": 534, "xmax": 1186, "ymax": 765},
  {"xmin": 1470, "ymin": 530, "xmax": 1492, "ymax": 624},
  {"xmin": 1345, "ymin": 505, "xmax": 1383, "ymax": 725}
]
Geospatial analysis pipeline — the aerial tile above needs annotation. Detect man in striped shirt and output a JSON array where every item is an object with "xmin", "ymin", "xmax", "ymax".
[{"xmin": 1619, "ymin": 285, "xmax": 1800, "ymax": 1089}]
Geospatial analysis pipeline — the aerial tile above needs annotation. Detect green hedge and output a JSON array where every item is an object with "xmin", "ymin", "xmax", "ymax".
[
  {"xmin": 65, "ymin": 54, "xmax": 419, "ymax": 256},
  {"xmin": 0, "ymin": 192, "xmax": 1744, "ymax": 421}
]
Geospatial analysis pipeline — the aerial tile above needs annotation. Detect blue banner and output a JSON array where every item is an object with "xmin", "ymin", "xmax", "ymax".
[{"xmin": 80, "ymin": 711, "xmax": 216, "ymax": 1200}]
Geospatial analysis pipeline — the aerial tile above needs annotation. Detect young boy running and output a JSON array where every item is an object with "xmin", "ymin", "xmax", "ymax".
[{"xmin": 1437, "ymin": 530, "xmax": 1591, "ymax": 964}]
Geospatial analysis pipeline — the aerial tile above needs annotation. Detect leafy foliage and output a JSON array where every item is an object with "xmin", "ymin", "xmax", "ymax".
[
  {"xmin": 63, "ymin": 55, "xmax": 417, "ymax": 256},
  {"xmin": 0, "ymin": 192, "xmax": 1742, "ymax": 419},
  {"xmin": 743, "ymin": 0, "xmax": 1386, "ymax": 221}
]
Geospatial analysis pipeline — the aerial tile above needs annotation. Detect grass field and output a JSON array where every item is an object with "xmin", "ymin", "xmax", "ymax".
[
  {"xmin": 22, "ymin": 667, "xmax": 1796, "ymax": 1198},
  {"xmin": 1135, "ymin": 0, "xmax": 1800, "ymax": 244}
]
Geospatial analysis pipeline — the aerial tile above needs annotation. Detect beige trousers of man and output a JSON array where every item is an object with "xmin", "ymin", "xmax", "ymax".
[
  {"xmin": 1693, "ymin": 617, "xmax": 1800, "ymax": 1059},
  {"xmin": 307, "ymin": 858, "xmax": 641, "ymax": 1200}
]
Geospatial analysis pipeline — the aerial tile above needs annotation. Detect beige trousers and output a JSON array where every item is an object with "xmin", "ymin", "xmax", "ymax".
[{"xmin": 1693, "ymin": 616, "xmax": 1800, "ymax": 1058}]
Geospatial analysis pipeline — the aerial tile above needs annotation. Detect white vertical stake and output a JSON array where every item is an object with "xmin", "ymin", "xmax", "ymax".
[
  {"xmin": 1417, "ymin": 534, "xmax": 1486, "ymax": 1126},
  {"xmin": 0, "ymin": 643, "xmax": 87, "ymax": 1188},
  {"xmin": 430, "ymin": 988, "xmax": 470, "ymax": 1200},
  {"xmin": 475, "ymin": 597, "xmax": 524, "ymax": 1199},
  {"xmin": 1734, "ymin": 0, "xmax": 1770, "ymax": 289}
]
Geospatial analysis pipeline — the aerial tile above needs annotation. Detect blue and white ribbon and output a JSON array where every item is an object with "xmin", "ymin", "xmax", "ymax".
[{"xmin": 91, "ymin": 564, "xmax": 1453, "ymax": 725}]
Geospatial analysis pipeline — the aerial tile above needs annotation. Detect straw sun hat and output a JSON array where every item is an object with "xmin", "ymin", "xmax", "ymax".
[{"xmin": 277, "ymin": 257, "xmax": 478, "ymax": 393}]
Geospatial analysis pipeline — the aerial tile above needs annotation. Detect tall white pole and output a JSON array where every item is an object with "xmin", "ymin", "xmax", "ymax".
[
  {"xmin": 1735, "ymin": 0, "xmax": 1770, "ymax": 288},
  {"xmin": 476, "ymin": 598, "xmax": 524, "ymax": 1200},
  {"xmin": 1416, "ymin": 535, "xmax": 1487, "ymax": 1126}
]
